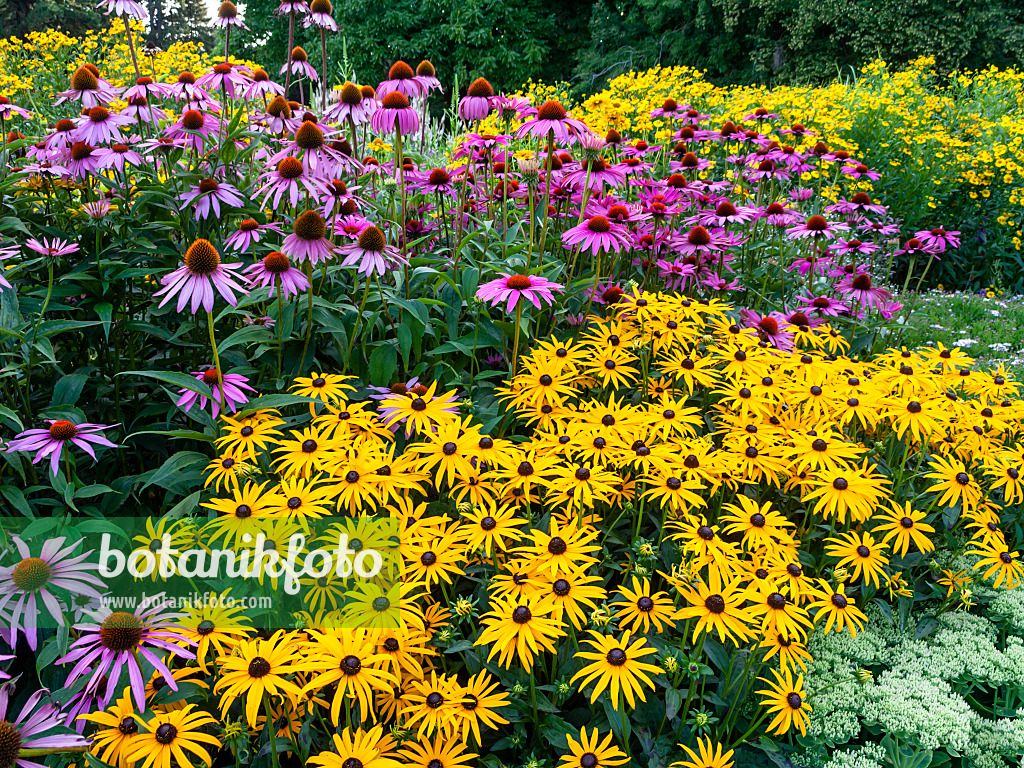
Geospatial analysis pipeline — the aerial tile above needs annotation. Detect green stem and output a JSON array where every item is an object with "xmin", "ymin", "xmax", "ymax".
[
  {"xmin": 207, "ymin": 310, "xmax": 228, "ymax": 420},
  {"xmin": 263, "ymin": 693, "xmax": 281, "ymax": 768}
]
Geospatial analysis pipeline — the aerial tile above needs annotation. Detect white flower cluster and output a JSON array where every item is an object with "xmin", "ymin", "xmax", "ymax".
[{"xmin": 802, "ymin": 604, "xmax": 1024, "ymax": 765}]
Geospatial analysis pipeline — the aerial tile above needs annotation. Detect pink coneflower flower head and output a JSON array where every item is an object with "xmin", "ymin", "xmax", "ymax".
[
  {"xmin": 96, "ymin": 0, "xmax": 146, "ymax": 19},
  {"xmin": 740, "ymin": 308, "xmax": 794, "ymax": 351},
  {"xmin": 515, "ymin": 100, "xmax": 589, "ymax": 143},
  {"xmin": 0, "ymin": 245, "xmax": 15, "ymax": 289},
  {"xmin": 744, "ymin": 107, "xmax": 781, "ymax": 121},
  {"xmin": 0, "ymin": 681, "xmax": 89, "ymax": 766},
  {"xmin": 656, "ymin": 259, "xmax": 698, "ymax": 291},
  {"xmin": 896, "ymin": 237, "xmax": 940, "ymax": 259},
  {"xmin": 276, "ymin": 0, "xmax": 309, "ymax": 14},
  {"xmin": 165, "ymin": 109, "xmax": 220, "ymax": 153},
  {"xmin": 304, "ymin": 0, "xmax": 337, "ymax": 29},
  {"xmin": 82, "ymin": 200, "xmax": 112, "ymax": 220},
  {"xmin": 459, "ymin": 77, "xmax": 495, "ymax": 122},
  {"xmin": 370, "ymin": 91, "xmax": 419, "ymax": 136},
  {"xmin": 197, "ymin": 62, "xmax": 250, "ymax": 100},
  {"xmin": 257, "ymin": 155, "xmax": 326, "ymax": 209},
  {"xmin": 841, "ymin": 162, "xmax": 880, "ymax": 181},
  {"xmin": 325, "ymin": 81, "xmax": 370, "ymax": 124},
  {"xmin": 588, "ymin": 281, "xmax": 627, "ymax": 305},
  {"xmin": 0, "ymin": 536, "xmax": 105, "ymax": 650},
  {"xmin": 377, "ymin": 60, "xmax": 425, "ymax": 99},
  {"xmin": 154, "ymin": 239, "xmax": 246, "ymax": 313},
  {"xmin": 414, "ymin": 60, "xmax": 442, "ymax": 93},
  {"xmin": 176, "ymin": 367, "xmax": 256, "ymax": 417},
  {"xmin": 339, "ymin": 225, "xmax": 406, "ymax": 277},
  {"xmin": 493, "ymin": 93, "xmax": 532, "ymax": 120},
  {"xmin": 827, "ymin": 191, "xmax": 888, "ymax": 216},
  {"xmin": 786, "ymin": 214, "xmax": 847, "ymax": 240},
  {"xmin": 224, "ymin": 218, "xmax": 284, "ymax": 252},
  {"xmin": 833, "ymin": 238, "xmax": 878, "ymax": 256},
  {"xmin": 57, "ymin": 602, "xmax": 195, "ymax": 711},
  {"xmin": 25, "ymin": 236, "xmax": 79, "ymax": 260},
  {"xmin": 66, "ymin": 140, "xmax": 102, "ymax": 180},
  {"xmin": 0, "ymin": 96, "xmax": 31, "ymax": 120},
  {"xmin": 245, "ymin": 251, "xmax": 310, "ymax": 299},
  {"xmin": 760, "ymin": 201, "xmax": 799, "ymax": 226},
  {"xmin": 838, "ymin": 271, "xmax": 893, "ymax": 309},
  {"xmin": 178, "ymin": 178, "xmax": 246, "ymax": 220},
  {"xmin": 796, "ymin": 293, "xmax": 850, "ymax": 317},
  {"xmin": 56, "ymin": 64, "xmax": 120, "ymax": 108},
  {"xmin": 243, "ymin": 68, "xmax": 286, "ymax": 100},
  {"xmin": 214, "ymin": 0, "xmax": 249, "ymax": 28},
  {"xmin": 280, "ymin": 46, "xmax": 319, "ymax": 81},
  {"xmin": 283, "ymin": 210, "xmax": 335, "ymax": 265},
  {"xmin": 915, "ymin": 226, "xmax": 961, "ymax": 252},
  {"xmin": 561, "ymin": 215, "xmax": 631, "ymax": 255},
  {"xmin": 476, "ymin": 273, "xmax": 564, "ymax": 314},
  {"xmin": 650, "ymin": 97, "xmax": 686, "ymax": 119},
  {"xmin": 6, "ymin": 420, "xmax": 116, "ymax": 477}
]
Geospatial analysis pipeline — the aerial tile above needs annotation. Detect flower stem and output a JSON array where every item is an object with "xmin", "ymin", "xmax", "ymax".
[
  {"xmin": 276, "ymin": 279, "xmax": 284, "ymax": 380},
  {"xmin": 122, "ymin": 15, "xmax": 141, "ymax": 80},
  {"xmin": 345, "ymin": 276, "xmax": 372, "ymax": 371},
  {"xmin": 510, "ymin": 301, "xmax": 524, "ymax": 379},
  {"xmin": 207, "ymin": 309, "xmax": 228, "ymax": 419},
  {"xmin": 263, "ymin": 693, "xmax": 281, "ymax": 768}
]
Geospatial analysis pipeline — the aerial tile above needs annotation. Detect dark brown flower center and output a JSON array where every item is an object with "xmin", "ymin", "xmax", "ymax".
[
  {"xmin": 587, "ymin": 215, "xmax": 611, "ymax": 233},
  {"xmin": 467, "ymin": 77, "xmax": 494, "ymax": 98},
  {"xmin": 536, "ymin": 100, "xmax": 567, "ymax": 120},
  {"xmin": 357, "ymin": 225, "xmax": 386, "ymax": 252},
  {"xmin": 184, "ymin": 239, "xmax": 220, "ymax": 276},
  {"xmin": 11, "ymin": 557, "xmax": 52, "ymax": 592},
  {"xmin": 294, "ymin": 210, "xmax": 327, "ymax": 241},
  {"xmin": 100, "ymin": 612, "xmax": 144, "ymax": 652},
  {"xmin": 180, "ymin": 109, "xmax": 204, "ymax": 131},
  {"xmin": 70, "ymin": 65, "xmax": 99, "ymax": 91},
  {"xmin": 704, "ymin": 594, "xmax": 726, "ymax": 614},
  {"xmin": 381, "ymin": 92, "xmax": 410, "ymax": 110}
]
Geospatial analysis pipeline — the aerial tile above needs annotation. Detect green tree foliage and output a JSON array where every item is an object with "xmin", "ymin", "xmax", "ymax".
[
  {"xmin": 238, "ymin": 0, "xmax": 590, "ymax": 98},
  {"xmin": 0, "ymin": 0, "xmax": 101, "ymax": 37},
  {"xmin": 579, "ymin": 0, "xmax": 1024, "ymax": 89}
]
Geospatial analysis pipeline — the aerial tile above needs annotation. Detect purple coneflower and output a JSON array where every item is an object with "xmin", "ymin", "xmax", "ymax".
[
  {"xmin": 224, "ymin": 218, "xmax": 284, "ymax": 252},
  {"xmin": 459, "ymin": 77, "xmax": 495, "ymax": 122},
  {"xmin": 57, "ymin": 601, "xmax": 194, "ymax": 711},
  {"xmin": 66, "ymin": 141, "xmax": 101, "ymax": 180},
  {"xmin": 744, "ymin": 107, "xmax": 781, "ymax": 121},
  {"xmin": 213, "ymin": 0, "xmax": 249, "ymax": 27},
  {"xmin": 257, "ymin": 155, "xmax": 328, "ymax": 209},
  {"xmin": 587, "ymin": 282, "xmax": 627, "ymax": 306},
  {"xmin": 82, "ymin": 200, "xmax": 112, "ymax": 220},
  {"xmin": 832, "ymin": 238, "xmax": 878, "ymax": 256},
  {"xmin": 656, "ymin": 259, "xmax": 698, "ymax": 291},
  {"xmin": 0, "ymin": 681, "xmax": 89, "ymax": 767},
  {"xmin": 795, "ymin": 294, "xmax": 850, "ymax": 317},
  {"xmin": 154, "ymin": 239, "xmax": 246, "ymax": 313},
  {"xmin": 0, "ymin": 536, "xmax": 105, "ymax": 650},
  {"xmin": 283, "ymin": 210, "xmax": 334, "ymax": 265},
  {"xmin": 561, "ymin": 215, "xmax": 631, "ymax": 255},
  {"xmin": 896, "ymin": 237, "xmax": 939, "ymax": 259},
  {"xmin": 96, "ymin": 0, "xmax": 146, "ymax": 18},
  {"xmin": 370, "ymin": 91, "xmax": 419, "ymax": 136},
  {"xmin": 786, "ymin": 214, "xmax": 847, "ymax": 241},
  {"xmin": 476, "ymin": 273, "xmax": 564, "ymax": 314},
  {"xmin": 120, "ymin": 95, "xmax": 167, "ymax": 126},
  {"xmin": 915, "ymin": 226, "xmax": 960, "ymax": 252},
  {"xmin": 303, "ymin": 0, "xmax": 337, "ymax": 29},
  {"xmin": 367, "ymin": 376, "xmax": 421, "ymax": 401},
  {"xmin": 740, "ymin": 309, "xmax": 795, "ymax": 351},
  {"xmin": 837, "ymin": 272, "xmax": 893, "ymax": 310},
  {"xmin": 243, "ymin": 68, "xmax": 286, "ymax": 99},
  {"xmin": 280, "ymin": 46, "xmax": 319, "ymax": 81},
  {"xmin": 55, "ymin": 64, "xmax": 121, "ymax": 108},
  {"xmin": 122, "ymin": 76, "xmax": 173, "ymax": 101},
  {"xmin": 338, "ymin": 224, "xmax": 405, "ymax": 277},
  {"xmin": 245, "ymin": 251, "xmax": 310, "ymax": 299},
  {"xmin": 6, "ymin": 420, "xmax": 116, "ymax": 477},
  {"xmin": 178, "ymin": 178, "xmax": 246, "ymax": 220},
  {"xmin": 841, "ymin": 162, "xmax": 880, "ymax": 181},
  {"xmin": 74, "ymin": 105, "xmax": 130, "ymax": 145},
  {"xmin": 415, "ymin": 60, "xmax": 442, "ymax": 94},
  {"xmin": 177, "ymin": 367, "xmax": 256, "ymax": 416},
  {"xmin": 168, "ymin": 71, "xmax": 216, "ymax": 105},
  {"xmin": 25, "ymin": 237, "xmax": 79, "ymax": 259},
  {"xmin": 492, "ymin": 93, "xmax": 531, "ymax": 120},
  {"xmin": 377, "ymin": 60, "xmax": 425, "ymax": 99},
  {"xmin": 650, "ymin": 98, "xmax": 687, "ymax": 119},
  {"xmin": 325, "ymin": 81, "xmax": 371, "ymax": 124},
  {"xmin": 515, "ymin": 100, "xmax": 588, "ymax": 143},
  {"xmin": 164, "ymin": 109, "xmax": 221, "ymax": 153},
  {"xmin": 197, "ymin": 63, "xmax": 251, "ymax": 100},
  {"xmin": 827, "ymin": 191, "xmax": 888, "ymax": 216},
  {"xmin": 95, "ymin": 143, "xmax": 144, "ymax": 172},
  {"xmin": 0, "ymin": 97, "xmax": 31, "ymax": 120}
]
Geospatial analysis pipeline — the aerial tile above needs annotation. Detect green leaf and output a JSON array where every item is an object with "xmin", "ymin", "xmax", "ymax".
[
  {"xmin": 141, "ymin": 451, "xmax": 209, "ymax": 493},
  {"xmin": 0, "ymin": 406, "xmax": 23, "ymax": 430},
  {"xmin": 0, "ymin": 485, "xmax": 32, "ymax": 517},
  {"xmin": 368, "ymin": 343, "xmax": 397, "ymax": 386},
  {"xmin": 235, "ymin": 393, "xmax": 321, "ymax": 414},
  {"xmin": 51, "ymin": 373, "xmax": 88, "ymax": 407},
  {"xmin": 120, "ymin": 370, "xmax": 214, "ymax": 399},
  {"xmin": 36, "ymin": 319, "xmax": 102, "ymax": 338},
  {"xmin": 95, "ymin": 302, "xmax": 113, "ymax": 341},
  {"xmin": 125, "ymin": 429, "xmax": 215, "ymax": 443},
  {"xmin": 396, "ymin": 322, "xmax": 412, "ymax": 370},
  {"xmin": 218, "ymin": 324, "xmax": 274, "ymax": 353}
]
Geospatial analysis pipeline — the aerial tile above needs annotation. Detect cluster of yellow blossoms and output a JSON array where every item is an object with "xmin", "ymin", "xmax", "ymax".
[{"xmin": 94, "ymin": 292, "xmax": 1018, "ymax": 768}]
